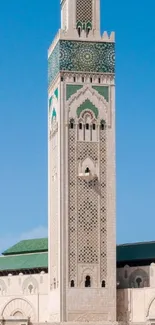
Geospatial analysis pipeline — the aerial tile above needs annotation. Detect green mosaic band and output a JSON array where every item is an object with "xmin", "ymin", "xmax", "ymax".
[{"xmin": 48, "ymin": 40, "xmax": 115, "ymax": 86}]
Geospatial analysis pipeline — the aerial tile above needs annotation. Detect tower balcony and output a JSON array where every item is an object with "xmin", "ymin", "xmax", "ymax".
[{"xmin": 78, "ymin": 168, "xmax": 97, "ymax": 182}]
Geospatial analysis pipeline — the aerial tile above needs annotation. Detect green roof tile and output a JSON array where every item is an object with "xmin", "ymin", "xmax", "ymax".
[
  {"xmin": 0, "ymin": 252, "xmax": 48, "ymax": 271},
  {"xmin": 3, "ymin": 238, "xmax": 48, "ymax": 256},
  {"xmin": 2, "ymin": 237, "xmax": 155, "ymax": 273},
  {"xmin": 117, "ymin": 241, "xmax": 155, "ymax": 263}
]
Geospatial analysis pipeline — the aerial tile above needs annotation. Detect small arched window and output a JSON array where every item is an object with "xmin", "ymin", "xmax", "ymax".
[
  {"xmin": 101, "ymin": 120, "xmax": 105, "ymax": 130},
  {"xmin": 85, "ymin": 167, "xmax": 90, "ymax": 173},
  {"xmin": 102, "ymin": 280, "xmax": 106, "ymax": 288},
  {"xmin": 70, "ymin": 119, "xmax": 74, "ymax": 129},
  {"xmin": 77, "ymin": 21, "xmax": 82, "ymax": 37},
  {"xmin": 28, "ymin": 284, "xmax": 33, "ymax": 294},
  {"xmin": 86, "ymin": 123, "xmax": 89, "ymax": 130},
  {"xmin": 71, "ymin": 280, "xmax": 74, "ymax": 287},
  {"xmin": 85, "ymin": 275, "xmax": 91, "ymax": 287},
  {"xmin": 136, "ymin": 277, "xmax": 142, "ymax": 288},
  {"xmin": 79, "ymin": 123, "xmax": 82, "ymax": 130},
  {"xmin": 92, "ymin": 124, "xmax": 96, "ymax": 130},
  {"xmin": 54, "ymin": 278, "xmax": 56, "ymax": 289},
  {"xmin": 124, "ymin": 270, "xmax": 128, "ymax": 279}
]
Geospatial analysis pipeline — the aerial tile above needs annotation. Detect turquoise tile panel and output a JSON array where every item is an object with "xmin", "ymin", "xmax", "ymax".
[{"xmin": 48, "ymin": 40, "xmax": 115, "ymax": 86}]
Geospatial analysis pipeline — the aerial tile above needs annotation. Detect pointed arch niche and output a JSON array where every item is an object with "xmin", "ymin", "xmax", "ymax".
[
  {"xmin": 66, "ymin": 85, "xmax": 110, "ymax": 126},
  {"xmin": 78, "ymin": 157, "xmax": 97, "ymax": 181}
]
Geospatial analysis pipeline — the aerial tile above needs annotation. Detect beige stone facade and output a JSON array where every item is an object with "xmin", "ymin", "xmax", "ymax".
[
  {"xmin": 48, "ymin": 0, "xmax": 116, "ymax": 322},
  {"xmin": 0, "ymin": 1, "xmax": 154, "ymax": 325},
  {"xmin": 0, "ymin": 273, "xmax": 48, "ymax": 324}
]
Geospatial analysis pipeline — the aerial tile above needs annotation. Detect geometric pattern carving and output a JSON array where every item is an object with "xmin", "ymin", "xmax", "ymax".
[
  {"xmin": 2, "ymin": 298, "xmax": 35, "ymax": 321},
  {"xmin": 69, "ymin": 128, "xmax": 77, "ymax": 283},
  {"xmin": 68, "ymin": 120, "xmax": 108, "ymax": 283},
  {"xmin": 22, "ymin": 276, "xmax": 39, "ymax": 294},
  {"xmin": 78, "ymin": 142, "xmax": 98, "ymax": 161},
  {"xmin": 48, "ymin": 40, "xmax": 115, "ymax": 86},
  {"xmin": 77, "ymin": 142, "xmax": 98, "ymax": 264},
  {"xmin": 100, "ymin": 128, "xmax": 107, "ymax": 282},
  {"xmin": 76, "ymin": 0, "xmax": 92, "ymax": 24},
  {"xmin": 78, "ymin": 178, "xmax": 98, "ymax": 263}
]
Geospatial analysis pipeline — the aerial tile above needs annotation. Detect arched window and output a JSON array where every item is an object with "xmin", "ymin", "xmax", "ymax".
[
  {"xmin": 86, "ymin": 123, "xmax": 89, "ymax": 130},
  {"xmin": 79, "ymin": 123, "xmax": 82, "ymax": 130},
  {"xmin": 100, "ymin": 120, "xmax": 105, "ymax": 130},
  {"xmin": 92, "ymin": 124, "xmax": 96, "ymax": 130},
  {"xmin": 102, "ymin": 280, "xmax": 106, "ymax": 288},
  {"xmin": 71, "ymin": 280, "xmax": 74, "ymax": 287},
  {"xmin": 76, "ymin": 21, "xmax": 82, "ymax": 37},
  {"xmin": 70, "ymin": 119, "xmax": 74, "ymax": 129},
  {"xmin": 85, "ymin": 167, "xmax": 90, "ymax": 173},
  {"xmin": 28, "ymin": 284, "xmax": 33, "ymax": 294},
  {"xmin": 85, "ymin": 275, "xmax": 91, "ymax": 287},
  {"xmin": 124, "ymin": 270, "xmax": 128, "ymax": 279},
  {"xmin": 136, "ymin": 277, "xmax": 142, "ymax": 288},
  {"xmin": 54, "ymin": 278, "xmax": 56, "ymax": 289}
]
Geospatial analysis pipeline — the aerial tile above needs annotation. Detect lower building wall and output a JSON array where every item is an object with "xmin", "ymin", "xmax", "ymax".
[
  {"xmin": 67, "ymin": 287, "xmax": 116, "ymax": 322},
  {"xmin": 117, "ymin": 288, "xmax": 155, "ymax": 323},
  {"xmin": 0, "ymin": 274, "xmax": 48, "ymax": 323}
]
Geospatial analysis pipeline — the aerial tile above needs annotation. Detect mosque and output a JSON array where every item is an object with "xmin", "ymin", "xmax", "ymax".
[{"xmin": 0, "ymin": 0, "xmax": 155, "ymax": 324}]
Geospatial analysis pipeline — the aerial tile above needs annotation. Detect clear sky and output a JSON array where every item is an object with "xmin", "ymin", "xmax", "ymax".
[{"xmin": 0, "ymin": 0, "xmax": 155, "ymax": 253}]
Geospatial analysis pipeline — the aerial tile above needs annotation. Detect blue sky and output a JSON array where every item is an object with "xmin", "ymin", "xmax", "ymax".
[{"xmin": 0, "ymin": 0, "xmax": 155, "ymax": 252}]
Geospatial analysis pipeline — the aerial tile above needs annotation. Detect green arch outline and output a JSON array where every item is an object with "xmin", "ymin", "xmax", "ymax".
[{"xmin": 77, "ymin": 99, "xmax": 98, "ymax": 118}]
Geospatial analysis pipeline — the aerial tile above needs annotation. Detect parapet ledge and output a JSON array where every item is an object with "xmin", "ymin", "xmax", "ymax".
[
  {"xmin": 48, "ymin": 30, "xmax": 61, "ymax": 58},
  {"xmin": 102, "ymin": 31, "xmax": 115, "ymax": 42}
]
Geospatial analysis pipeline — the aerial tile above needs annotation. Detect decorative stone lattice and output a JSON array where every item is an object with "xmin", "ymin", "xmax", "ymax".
[
  {"xmin": 76, "ymin": 0, "xmax": 92, "ymax": 24},
  {"xmin": 78, "ymin": 142, "xmax": 97, "ymax": 161},
  {"xmin": 100, "ymin": 127, "xmax": 107, "ymax": 282},
  {"xmin": 77, "ymin": 142, "xmax": 98, "ymax": 264},
  {"xmin": 68, "ymin": 123, "xmax": 107, "ymax": 283},
  {"xmin": 69, "ymin": 128, "xmax": 77, "ymax": 283},
  {"xmin": 48, "ymin": 40, "xmax": 115, "ymax": 86}
]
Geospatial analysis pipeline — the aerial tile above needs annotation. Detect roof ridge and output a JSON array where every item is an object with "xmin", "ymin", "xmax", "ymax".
[{"xmin": 117, "ymin": 240, "xmax": 155, "ymax": 247}]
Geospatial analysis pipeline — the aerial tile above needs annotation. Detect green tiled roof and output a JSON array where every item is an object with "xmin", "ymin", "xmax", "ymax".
[
  {"xmin": 117, "ymin": 241, "xmax": 155, "ymax": 263},
  {"xmin": 3, "ymin": 238, "xmax": 48, "ymax": 256},
  {"xmin": 0, "ymin": 252, "xmax": 48, "ymax": 271},
  {"xmin": 2, "ymin": 238, "xmax": 155, "ymax": 272}
]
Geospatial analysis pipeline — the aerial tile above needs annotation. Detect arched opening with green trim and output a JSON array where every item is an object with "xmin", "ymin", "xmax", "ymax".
[
  {"xmin": 76, "ymin": 21, "xmax": 82, "ymax": 37},
  {"xmin": 86, "ymin": 21, "xmax": 92, "ymax": 37},
  {"xmin": 76, "ymin": 99, "xmax": 98, "ymax": 119}
]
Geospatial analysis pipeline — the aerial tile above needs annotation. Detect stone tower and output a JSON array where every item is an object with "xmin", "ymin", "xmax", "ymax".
[{"xmin": 48, "ymin": 0, "xmax": 116, "ymax": 323}]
